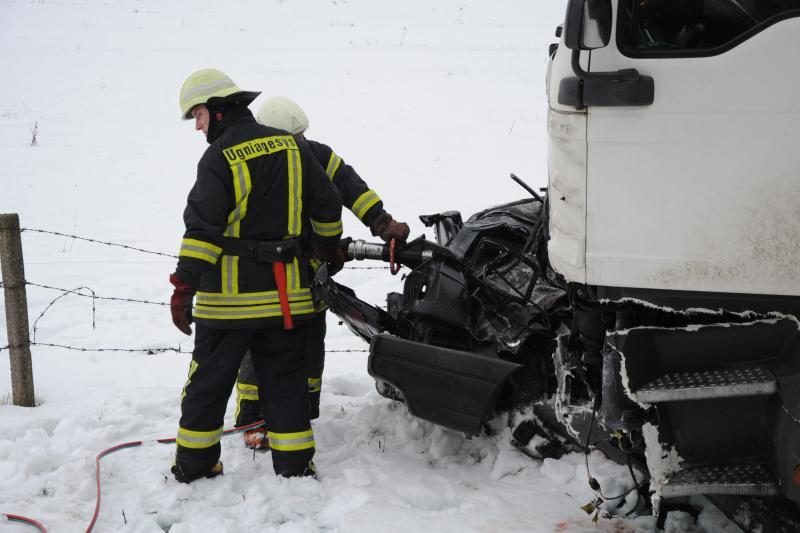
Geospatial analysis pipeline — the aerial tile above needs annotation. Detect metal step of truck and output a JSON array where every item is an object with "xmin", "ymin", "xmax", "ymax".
[
  {"xmin": 662, "ymin": 464, "xmax": 781, "ymax": 498},
  {"xmin": 635, "ymin": 366, "xmax": 777, "ymax": 403}
]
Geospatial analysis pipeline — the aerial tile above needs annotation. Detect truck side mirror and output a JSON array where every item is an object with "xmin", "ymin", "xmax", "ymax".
[{"xmin": 563, "ymin": 0, "xmax": 612, "ymax": 51}]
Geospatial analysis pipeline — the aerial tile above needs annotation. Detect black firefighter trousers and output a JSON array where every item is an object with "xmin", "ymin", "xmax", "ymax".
[
  {"xmin": 175, "ymin": 324, "xmax": 314, "ymax": 479},
  {"xmin": 235, "ymin": 311, "xmax": 327, "ymax": 425}
]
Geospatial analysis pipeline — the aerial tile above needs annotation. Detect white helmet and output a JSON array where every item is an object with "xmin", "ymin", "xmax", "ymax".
[{"xmin": 256, "ymin": 96, "xmax": 309, "ymax": 134}]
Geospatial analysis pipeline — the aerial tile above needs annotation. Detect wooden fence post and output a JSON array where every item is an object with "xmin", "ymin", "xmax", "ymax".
[{"xmin": 0, "ymin": 213, "xmax": 35, "ymax": 407}]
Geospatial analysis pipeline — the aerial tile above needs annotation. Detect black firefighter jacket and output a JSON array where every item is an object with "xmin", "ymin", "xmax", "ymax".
[
  {"xmin": 306, "ymin": 139, "xmax": 386, "ymax": 228},
  {"xmin": 174, "ymin": 108, "xmax": 343, "ymax": 329}
]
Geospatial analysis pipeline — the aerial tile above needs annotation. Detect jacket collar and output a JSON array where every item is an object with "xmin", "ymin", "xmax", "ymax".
[{"xmin": 206, "ymin": 106, "xmax": 255, "ymax": 144}]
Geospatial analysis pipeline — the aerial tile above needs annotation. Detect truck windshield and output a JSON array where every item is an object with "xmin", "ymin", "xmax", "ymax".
[{"xmin": 618, "ymin": 0, "xmax": 800, "ymax": 56}]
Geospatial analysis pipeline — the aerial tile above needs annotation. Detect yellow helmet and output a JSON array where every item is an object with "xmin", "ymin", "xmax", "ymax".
[
  {"xmin": 179, "ymin": 69, "xmax": 260, "ymax": 120},
  {"xmin": 256, "ymin": 96, "xmax": 309, "ymax": 134}
]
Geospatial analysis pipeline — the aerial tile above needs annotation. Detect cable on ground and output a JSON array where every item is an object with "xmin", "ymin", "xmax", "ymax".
[
  {"xmin": 2, "ymin": 514, "xmax": 47, "ymax": 532},
  {"xmin": 85, "ymin": 420, "xmax": 265, "ymax": 532},
  {"xmin": 582, "ymin": 400, "xmax": 647, "ymax": 516}
]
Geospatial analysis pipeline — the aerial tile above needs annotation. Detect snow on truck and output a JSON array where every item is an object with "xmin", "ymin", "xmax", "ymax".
[{"xmin": 316, "ymin": 0, "xmax": 800, "ymax": 530}]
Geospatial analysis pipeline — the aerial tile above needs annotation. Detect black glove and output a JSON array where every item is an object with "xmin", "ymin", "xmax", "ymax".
[{"xmin": 314, "ymin": 238, "xmax": 352, "ymax": 276}]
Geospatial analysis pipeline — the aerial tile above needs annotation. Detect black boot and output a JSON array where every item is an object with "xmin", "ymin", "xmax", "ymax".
[{"xmin": 171, "ymin": 461, "xmax": 223, "ymax": 483}]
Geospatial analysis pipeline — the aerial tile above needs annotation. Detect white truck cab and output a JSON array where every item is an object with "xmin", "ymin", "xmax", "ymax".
[
  {"xmin": 544, "ymin": 3, "xmax": 800, "ymax": 525},
  {"xmin": 547, "ymin": 0, "xmax": 800, "ymax": 301}
]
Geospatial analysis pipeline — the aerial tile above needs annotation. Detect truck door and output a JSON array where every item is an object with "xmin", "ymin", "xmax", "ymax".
[{"xmin": 566, "ymin": 0, "xmax": 800, "ymax": 297}]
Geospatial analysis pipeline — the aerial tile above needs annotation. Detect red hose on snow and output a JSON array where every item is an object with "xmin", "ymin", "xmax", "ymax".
[
  {"xmin": 84, "ymin": 419, "xmax": 265, "ymax": 532},
  {"xmin": 3, "ymin": 514, "xmax": 47, "ymax": 532}
]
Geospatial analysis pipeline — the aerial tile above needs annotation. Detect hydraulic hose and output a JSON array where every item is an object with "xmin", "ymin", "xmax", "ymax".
[
  {"xmin": 84, "ymin": 419, "xmax": 265, "ymax": 532},
  {"xmin": 5, "ymin": 416, "xmax": 267, "ymax": 532},
  {"xmin": 1, "ymin": 420, "xmax": 267, "ymax": 533},
  {"xmin": 2, "ymin": 514, "xmax": 47, "ymax": 532}
]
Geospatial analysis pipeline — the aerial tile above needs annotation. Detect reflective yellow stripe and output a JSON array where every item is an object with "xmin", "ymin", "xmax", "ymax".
[
  {"xmin": 310, "ymin": 218, "xmax": 343, "ymax": 237},
  {"xmin": 226, "ymin": 162, "xmax": 252, "ymax": 236},
  {"xmin": 222, "ymin": 135, "xmax": 298, "ymax": 164},
  {"xmin": 176, "ymin": 425, "xmax": 223, "ymax": 449},
  {"xmin": 308, "ymin": 377, "xmax": 322, "ymax": 393},
  {"xmin": 351, "ymin": 189, "xmax": 381, "ymax": 221},
  {"xmin": 286, "ymin": 149, "xmax": 303, "ymax": 237},
  {"xmin": 193, "ymin": 300, "xmax": 316, "ymax": 320},
  {"xmin": 234, "ymin": 380, "xmax": 259, "ymax": 421},
  {"xmin": 179, "ymin": 238, "xmax": 222, "ymax": 264},
  {"xmin": 237, "ymin": 391, "xmax": 259, "ymax": 401},
  {"xmin": 219, "ymin": 255, "xmax": 235, "ymax": 294},
  {"xmin": 196, "ymin": 288, "xmax": 312, "ymax": 306},
  {"xmin": 181, "ymin": 359, "xmax": 199, "ymax": 400},
  {"xmin": 237, "ymin": 382, "xmax": 258, "ymax": 392},
  {"xmin": 325, "ymin": 152, "xmax": 342, "ymax": 180},
  {"xmin": 221, "ymin": 161, "xmax": 252, "ymax": 295},
  {"xmin": 287, "ymin": 257, "xmax": 300, "ymax": 292},
  {"xmin": 236, "ymin": 381, "xmax": 259, "ymax": 402},
  {"xmin": 268, "ymin": 429, "xmax": 315, "ymax": 452}
]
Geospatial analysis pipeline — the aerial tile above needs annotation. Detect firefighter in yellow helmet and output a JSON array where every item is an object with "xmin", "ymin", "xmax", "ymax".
[
  {"xmin": 234, "ymin": 95, "xmax": 410, "ymax": 450},
  {"xmin": 169, "ymin": 70, "xmax": 345, "ymax": 481}
]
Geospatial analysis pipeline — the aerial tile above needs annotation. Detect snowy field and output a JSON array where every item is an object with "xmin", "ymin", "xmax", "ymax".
[{"xmin": 0, "ymin": 1, "xmax": 740, "ymax": 531}]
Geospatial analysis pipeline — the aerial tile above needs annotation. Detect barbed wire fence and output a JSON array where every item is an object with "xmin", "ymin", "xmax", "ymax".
[
  {"xmin": 20, "ymin": 228, "xmax": 180, "ymax": 259},
  {"xmin": 0, "ymin": 227, "xmax": 388, "ymax": 355},
  {"xmin": 19, "ymin": 228, "xmax": 393, "ymax": 270}
]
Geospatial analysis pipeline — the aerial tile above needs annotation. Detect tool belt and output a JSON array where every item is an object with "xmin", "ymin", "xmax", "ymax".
[
  {"xmin": 220, "ymin": 237, "xmax": 300, "ymax": 330},
  {"xmin": 220, "ymin": 237, "xmax": 300, "ymax": 263}
]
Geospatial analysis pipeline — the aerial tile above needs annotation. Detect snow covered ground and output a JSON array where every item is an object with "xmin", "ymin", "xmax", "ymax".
[{"xmin": 0, "ymin": 0, "xmax": 741, "ymax": 531}]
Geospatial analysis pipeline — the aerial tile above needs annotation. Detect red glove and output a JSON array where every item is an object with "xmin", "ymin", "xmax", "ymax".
[
  {"xmin": 370, "ymin": 213, "xmax": 410, "ymax": 243},
  {"xmin": 169, "ymin": 273, "xmax": 195, "ymax": 335}
]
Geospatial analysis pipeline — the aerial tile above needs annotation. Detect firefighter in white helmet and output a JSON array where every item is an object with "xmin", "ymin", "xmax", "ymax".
[
  {"xmin": 169, "ymin": 70, "xmax": 345, "ymax": 480},
  {"xmin": 234, "ymin": 95, "xmax": 410, "ymax": 449}
]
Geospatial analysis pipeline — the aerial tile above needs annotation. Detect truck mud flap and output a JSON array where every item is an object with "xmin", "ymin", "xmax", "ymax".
[{"xmin": 368, "ymin": 334, "xmax": 521, "ymax": 435}]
